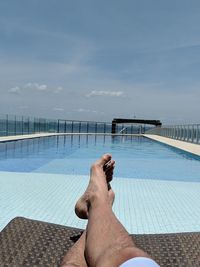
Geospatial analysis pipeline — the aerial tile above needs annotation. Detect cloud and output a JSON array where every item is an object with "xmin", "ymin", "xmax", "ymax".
[
  {"xmin": 8, "ymin": 86, "xmax": 21, "ymax": 94},
  {"xmin": 37, "ymin": 84, "xmax": 47, "ymax": 91},
  {"xmin": 24, "ymin": 82, "xmax": 48, "ymax": 91},
  {"xmin": 75, "ymin": 108, "xmax": 104, "ymax": 114},
  {"xmin": 86, "ymin": 90, "xmax": 124, "ymax": 97},
  {"xmin": 76, "ymin": 108, "xmax": 97, "ymax": 113},
  {"xmin": 53, "ymin": 107, "xmax": 64, "ymax": 111},
  {"xmin": 53, "ymin": 86, "xmax": 63, "ymax": 93}
]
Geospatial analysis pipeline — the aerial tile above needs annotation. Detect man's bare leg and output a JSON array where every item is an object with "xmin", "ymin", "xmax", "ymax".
[
  {"xmin": 61, "ymin": 189, "xmax": 115, "ymax": 267},
  {"xmin": 62, "ymin": 154, "xmax": 150, "ymax": 267},
  {"xmin": 84, "ymin": 155, "xmax": 149, "ymax": 267},
  {"xmin": 75, "ymin": 154, "xmax": 115, "ymax": 219},
  {"xmin": 61, "ymin": 230, "xmax": 87, "ymax": 267},
  {"xmin": 61, "ymin": 155, "xmax": 115, "ymax": 267}
]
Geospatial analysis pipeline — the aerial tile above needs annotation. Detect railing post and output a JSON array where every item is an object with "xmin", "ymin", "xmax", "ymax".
[
  {"xmin": 182, "ymin": 125, "xmax": 184, "ymax": 140},
  {"xmin": 14, "ymin": 115, "xmax": 17, "ymax": 135},
  {"xmin": 180, "ymin": 126, "xmax": 182, "ymax": 140},
  {"xmin": 191, "ymin": 125, "xmax": 194, "ymax": 143},
  {"xmin": 195, "ymin": 125, "xmax": 197, "ymax": 143},
  {"xmin": 187, "ymin": 125, "xmax": 189, "ymax": 142},
  {"xmin": 64, "ymin": 120, "xmax": 67, "ymax": 133},
  {"xmin": 34, "ymin": 118, "xmax": 36, "ymax": 133},
  {"xmin": 184, "ymin": 125, "xmax": 186, "ymax": 141},
  {"xmin": 95, "ymin": 122, "xmax": 97, "ymax": 134},
  {"xmin": 6, "ymin": 114, "xmax": 8, "ymax": 136},
  {"xmin": 39, "ymin": 118, "xmax": 41, "ymax": 133},
  {"xmin": 177, "ymin": 126, "xmax": 179, "ymax": 140},
  {"xmin": 28, "ymin": 117, "xmax": 30, "ymax": 134},
  {"xmin": 177, "ymin": 126, "xmax": 180, "ymax": 140},
  {"xmin": 57, "ymin": 119, "xmax": 60, "ymax": 133},
  {"xmin": 44, "ymin": 119, "xmax": 47, "ymax": 133},
  {"xmin": 22, "ymin": 116, "xmax": 24, "ymax": 135},
  {"xmin": 71, "ymin": 121, "xmax": 74, "ymax": 133},
  {"xmin": 188, "ymin": 126, "xmax": 190, "ymax": 142},
  {"xmin": 78, "ymin": 122, "xmax": 81, "ymax": 133}
]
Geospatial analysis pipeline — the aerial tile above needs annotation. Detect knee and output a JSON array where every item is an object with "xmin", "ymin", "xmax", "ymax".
[
  {"xmin": 120, "ymin": 246, "xmax": 149, "ymax": 260},
  {"xmin": 97, "ymin": 246, "xmax": 150, "ymax": 267}
]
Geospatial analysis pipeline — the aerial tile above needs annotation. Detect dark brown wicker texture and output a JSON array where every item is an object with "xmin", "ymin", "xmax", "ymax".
[{"xmin": 0, "ymin": 217, "xmax": 200, "ymax": 267}]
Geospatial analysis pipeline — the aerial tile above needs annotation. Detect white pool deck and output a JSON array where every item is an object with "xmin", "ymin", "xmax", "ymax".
[
  {"xmin": 0, "ymin": 133, "xmax": 59, "ymax": 142},
  {"xmin": 144, "ymin": 134, "xmax": 200, "ymax": 157},
  {"xmin": 0, "ymin": 133, "xmax": 200, "ymax": 234}
]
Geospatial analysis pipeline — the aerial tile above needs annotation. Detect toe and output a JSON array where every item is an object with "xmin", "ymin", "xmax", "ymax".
[
  {"xmin": 104, "ymin": 160, "xmax": 115, "ymax": 171},
  {"xmin": 106, "ymin": 173, "xmax": 113, "ymax": 183},
  {"xmin": 96, "ymin": 154, "xmax": 112, "ymax": 167}
]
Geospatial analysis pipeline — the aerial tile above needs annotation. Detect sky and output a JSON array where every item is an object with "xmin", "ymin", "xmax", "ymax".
[{"xmin": 0, "ymin": 0, "xmax": 200, "ymax": 124}]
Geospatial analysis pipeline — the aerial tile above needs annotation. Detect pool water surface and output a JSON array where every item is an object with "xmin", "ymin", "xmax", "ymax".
[{"xmin": 0, "ymin": 135, "xmax": 199, "ymax": 182}]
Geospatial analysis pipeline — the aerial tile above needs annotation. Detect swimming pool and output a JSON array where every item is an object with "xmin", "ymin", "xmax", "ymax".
[
  {"xmin": 0, "ymin": 135, "xmax": 200, "ymax": 182},
  {"xmin": 0, "ymin": 135, "xmax": 200, "ymax": 233}
]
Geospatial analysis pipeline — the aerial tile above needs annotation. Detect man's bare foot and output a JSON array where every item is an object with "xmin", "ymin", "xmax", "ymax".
[
  {"xmin": 61, "ymin": 187, "xmax": 115, "ymax": 267},
  {"xmin": 75, "ymin": 154, "xmax": 115, "ymax": 219}
]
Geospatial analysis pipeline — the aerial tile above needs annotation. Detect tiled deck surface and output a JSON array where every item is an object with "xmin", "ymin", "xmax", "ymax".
[{"xmin": 1, "ymin": 171, "xmax": 200, "ymax": 234}]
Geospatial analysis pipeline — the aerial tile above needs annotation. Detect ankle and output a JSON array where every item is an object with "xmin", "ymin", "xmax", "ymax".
[{"xmin": 89, "ymin": 191, "xmax": 109, "ymax": 207}]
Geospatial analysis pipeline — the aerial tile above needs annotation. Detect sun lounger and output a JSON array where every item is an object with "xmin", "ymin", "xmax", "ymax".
[{"xmin": 0, "ymin": 217, "xmax": 199, "ymax": 266}]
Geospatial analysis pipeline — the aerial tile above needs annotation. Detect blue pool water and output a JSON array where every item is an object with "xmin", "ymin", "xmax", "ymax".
[{"xmin": 0, "ymin": 135, "xmax": 200, "ymax": 182}]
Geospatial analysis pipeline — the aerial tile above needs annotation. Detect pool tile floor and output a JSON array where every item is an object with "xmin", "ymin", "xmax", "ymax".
[{"xmin": 0, "ymin": 171, "xmax": 200, "ymax": 234}]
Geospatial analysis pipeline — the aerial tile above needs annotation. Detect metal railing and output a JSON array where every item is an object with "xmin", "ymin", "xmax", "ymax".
[
  {"xmin": 146, "ymin": 124, "xmax": 200, "ymax": 144},
  {"xmin": 0, "ymin": 114, "xmax": 112, "ymax": 136},
  {"xmin": 0, "ymin": 114, "xmax": 151, "ymax": 137}
]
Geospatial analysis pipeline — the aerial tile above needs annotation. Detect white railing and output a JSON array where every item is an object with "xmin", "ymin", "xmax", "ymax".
[{"xmin": 146, "ymin": 124, "xmax": 200, "ymax": 144}]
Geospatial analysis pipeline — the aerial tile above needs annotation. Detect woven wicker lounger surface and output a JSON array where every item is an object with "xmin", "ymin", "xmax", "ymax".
[{"xmin": 0, "ymin": 217, "xmax": 199, "ymax": 267}]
